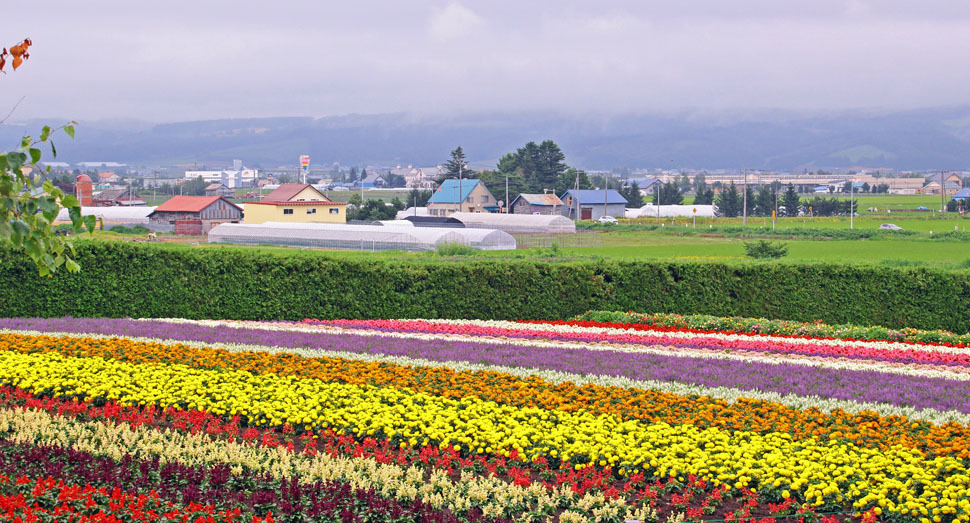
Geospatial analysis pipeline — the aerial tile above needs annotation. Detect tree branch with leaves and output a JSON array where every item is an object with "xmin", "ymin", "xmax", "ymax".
[{"xmin": 1, "ymin": 38, "xmax": 94, "ymax": 276}]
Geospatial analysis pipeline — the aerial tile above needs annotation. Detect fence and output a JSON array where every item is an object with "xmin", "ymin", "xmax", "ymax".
[{"xmin": 511, "ymin": 231, "xmax": 605, "ymax": 249}]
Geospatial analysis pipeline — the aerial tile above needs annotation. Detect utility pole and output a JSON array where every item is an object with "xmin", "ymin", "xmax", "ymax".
[
  {"xmin": 505, "ymin": 175, "xmax": 509, "ymax": 214},
  {"xmin": 458, "ymin": 162, "xmax": 464, "ymax": 213},
  {"xmin": 941, "ymin": 171, "xmax": 947, "ymax": 214},
  {"xmin": 574, "ymin": 170, "xmax": 580, "ymax": 220},
  {"xmin": 850, "ymin": 179, "xmax": 854, "ymax": 229},
  {"xmin": 742, "ymin": 169, "xmax": 747, "ymax": 226},
  {"xmin": 603, "ymin": 173, "xmax": 610, "ymax": 216}
]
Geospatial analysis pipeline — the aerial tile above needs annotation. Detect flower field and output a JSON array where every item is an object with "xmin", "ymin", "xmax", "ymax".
[{"xmin": 0, "ymin": 316, "xmax": 967, "ymax": 523}]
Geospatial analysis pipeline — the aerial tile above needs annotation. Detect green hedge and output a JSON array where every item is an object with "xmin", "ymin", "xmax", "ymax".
[{"xmin": 0, "ymin": 242, "xmax": 968, "ymax": 332}]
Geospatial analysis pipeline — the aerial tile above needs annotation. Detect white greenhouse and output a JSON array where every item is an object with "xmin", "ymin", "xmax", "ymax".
[
  {"xmin": 450, "ymin": 212, "xmax": 576, "ymax": 234},
  {"xmin": 207, "ymin": 222, "xmax": 516, "ymax": 252},
  {"xmin": 625, "ymin": 204, "xmax": 716, "ymax": 219},
  {"xmin": 54, "ymin": 206, "xmax": 155, "ymax": 224}
]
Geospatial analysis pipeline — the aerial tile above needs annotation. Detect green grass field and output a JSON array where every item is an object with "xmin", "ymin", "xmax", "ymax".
[{"xmin": 109, "ymin": 192, "xmax": 970, "ymax": 268}]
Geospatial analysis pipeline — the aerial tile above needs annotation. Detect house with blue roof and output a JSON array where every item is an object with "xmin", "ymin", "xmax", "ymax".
[
  {"xmin": 559, "ymin": 189, "xmax": 628, "ymax": 221},
  {"xmin": 353, "ymin": 173, "xmax": 388, "ymax": 189},
  {"xmin": 427, "ymin": 179, "xmax": 499, "ymax": 216}
]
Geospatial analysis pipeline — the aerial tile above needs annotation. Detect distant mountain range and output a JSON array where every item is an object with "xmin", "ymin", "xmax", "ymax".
[{"xmin": 3, "ymin": 107, "xmax": 970, "ymax": 171}]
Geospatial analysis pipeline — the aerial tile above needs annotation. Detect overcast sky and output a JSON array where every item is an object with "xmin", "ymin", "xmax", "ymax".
[{"xmin": 2, "ymin": 1, "xmax": 969, "ymax": 123}]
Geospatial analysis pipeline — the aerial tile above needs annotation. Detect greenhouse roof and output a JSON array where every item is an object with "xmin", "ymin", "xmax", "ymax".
[
  {"xmin": 208, "ymin": 222, "xmax": 515, "ymax": 251},
  {"xmin": 450, "ymin": 212, "xmax": 576, "ymax": 234}
]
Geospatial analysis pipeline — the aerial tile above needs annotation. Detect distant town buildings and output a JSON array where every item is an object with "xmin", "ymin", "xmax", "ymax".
[{"xmin": 389, "ymin": 165, "xmax": 442, "ymax": 188}]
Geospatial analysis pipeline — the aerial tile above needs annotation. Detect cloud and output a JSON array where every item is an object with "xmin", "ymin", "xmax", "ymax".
[
  {"xmin": 429, "ymin": 3, "xmax": 486, "ymax": 40},
  {"xmin": 4, "ymin": 1, "xmax": 970, "ymax": 122}
]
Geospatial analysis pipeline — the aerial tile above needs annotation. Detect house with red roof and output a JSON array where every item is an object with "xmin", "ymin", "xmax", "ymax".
[
  {"xmin": 243, "ymin": 183, "xmax": 347, "ymax": 224},
  {"xmin": 148, "ymin": 196, "xmax": 243, "ymax": 235}
]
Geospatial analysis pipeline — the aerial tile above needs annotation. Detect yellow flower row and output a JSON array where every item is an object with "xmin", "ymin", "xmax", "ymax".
[{"xmin": 0, "ymin": 349, "xmax": 967, "ymax": 522}]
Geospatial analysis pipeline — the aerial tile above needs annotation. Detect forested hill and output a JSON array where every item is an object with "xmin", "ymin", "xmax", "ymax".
[{"xmin": 4, "ymin": 107, "xmax": 970, "ymax": 170}]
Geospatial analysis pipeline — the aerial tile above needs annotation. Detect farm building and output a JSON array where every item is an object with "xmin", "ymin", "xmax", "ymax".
[
  {"xmin": 509, "ymin": 193, "xmax": 564, "ymax": 215},
  {"xmin": 450, "ymin": 212, "xmax": 576, "ymax": 234},
  {"xmin": 148, "ymin": 196, "xmax": 242, "ymax": 235},
  {"xmin": 244, "ymin": 184, "xmax": 347, "ymax": 224},
  {"xmin": 560, "ymin": 190, "xmax": 627, "ymax": 221},
  {"xmin": 205, "ymin": 183, "xmax": 235, "ymax": 198},
  {"xmin": 207, "ymin": 222, "xmax": 515, "ymax": 251},
  {"xmin": 92, "ymin": 188, "xmax": 145, "ymax": 207}
]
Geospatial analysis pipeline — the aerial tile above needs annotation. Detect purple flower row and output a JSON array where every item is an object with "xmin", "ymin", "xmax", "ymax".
[
  {"xmin": 1, "ymin": 316, "xmax": 967, "ymax": 414},
  {"xmin": 0, "ymin": 438, "xmax": 506, "ymax": 523}
]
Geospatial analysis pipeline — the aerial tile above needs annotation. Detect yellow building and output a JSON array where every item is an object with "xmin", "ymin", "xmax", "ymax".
[{"xmin": 244, "ymin": 184, "xmax": 347, "ymax": 224}]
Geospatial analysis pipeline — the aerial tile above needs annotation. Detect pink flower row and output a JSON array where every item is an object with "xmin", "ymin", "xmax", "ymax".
[{"xmin": 308, "ymin": 318, "xmax": 970, "ymax": 367}]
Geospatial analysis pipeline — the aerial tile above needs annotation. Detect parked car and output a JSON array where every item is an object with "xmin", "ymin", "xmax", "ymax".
[
  {"xmin": 598, "ymin": 215, "xmax": 618, "ymax": 224},
  {"xmin": 879, "ymin": 223, "xmax": 903, "ymax": 230}
]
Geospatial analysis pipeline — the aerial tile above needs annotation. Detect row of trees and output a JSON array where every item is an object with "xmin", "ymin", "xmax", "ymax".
[{"xmin": 714, "ymin": 183, "xmax": 858, "ymax": 217}]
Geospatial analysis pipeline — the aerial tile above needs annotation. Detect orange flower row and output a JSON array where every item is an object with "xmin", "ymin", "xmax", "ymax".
[{"xmin": 0, "ymin": 332, "xmax": 966, "ymax": 459}]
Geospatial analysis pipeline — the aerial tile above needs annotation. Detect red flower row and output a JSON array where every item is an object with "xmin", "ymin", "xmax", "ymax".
[{"xmin": 0, "ymin": 474, "xmax": 272, "ymax": 523}]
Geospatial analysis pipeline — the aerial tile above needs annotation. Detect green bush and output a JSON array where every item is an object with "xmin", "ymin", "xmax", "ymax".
[
  {"xmin": 108, "ymin": 225, "xmax": 151, "ymax": 235},
  {"xmin": 434, "ymin": 243, "xmax": 477, "ymax": 256},
  {"xmin": 743, "ymin": 239, "xmax": 789, "ymax": 259},
  {"xmin": 576, "ymin": 310, "xmax": 970, "ymax": 345},
  {"xmin": 1, "ymin": 242, "xmax": 969, "ymax": 332}
]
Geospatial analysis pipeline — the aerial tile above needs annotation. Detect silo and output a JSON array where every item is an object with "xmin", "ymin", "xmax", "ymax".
[{"xmin": 75, "ymin": 174, "xmax": 93, "ymax": 206}]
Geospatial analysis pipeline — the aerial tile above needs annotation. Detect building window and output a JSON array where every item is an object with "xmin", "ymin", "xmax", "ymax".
[
  {"xmin": 307, "ymin": 208, "xmax": 316, "ymax": 214},
  {"xmin": 283, "ymin": 208, "xmax": 294, "ymax": 215},
  {"xmin": 480, "ymin": 195, "xmax": 488, "ymax": 203},
  {"xmin": 329, "ymin": 208, "xmax": 339, "ymax": 214}
]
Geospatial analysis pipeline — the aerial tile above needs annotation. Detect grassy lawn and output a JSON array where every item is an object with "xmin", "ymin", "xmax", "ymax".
[{"xmin": 97, "ymin": 193, "xmax": 969, "ymax": 268}]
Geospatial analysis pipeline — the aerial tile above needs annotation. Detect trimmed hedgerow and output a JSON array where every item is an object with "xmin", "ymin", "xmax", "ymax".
[{"xmin": 0, "ymin": 242, "xmax": 967, "ymax": 332}]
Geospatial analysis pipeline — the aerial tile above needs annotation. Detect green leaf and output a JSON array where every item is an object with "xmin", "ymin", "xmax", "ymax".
[
  {"xmin": 64, "ymin": 125, "xmax": 75, "ymax": 139},
  {"xmin": 6, "ymin": 152, "xmax": 26, "ymax": 174},
  {"xmin": 65, "ymin": 257, "xmax": 80, "ymax": 272},
  {"xmin": 29, "ymin": 148, "xmax": 42, "ymax": 164},
  {"xmin": 61, "ymin": 194, "xmax": 79, "ymax": 208},
  {"xmin": 39, "ymin": 126, "xmax": 51, "ymax": 142},
  {"xmin": 50, "ymin": 140, "xmax": 56, "ymax": 158},
  {"xmin": 83, "ymin": 215, "xmax": 96, "ymax": 233}
]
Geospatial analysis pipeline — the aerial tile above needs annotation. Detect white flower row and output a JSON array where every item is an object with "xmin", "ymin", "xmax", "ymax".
[{"xmin": 8, "ymin": 328, "xmax": 969, "ymax": 427}]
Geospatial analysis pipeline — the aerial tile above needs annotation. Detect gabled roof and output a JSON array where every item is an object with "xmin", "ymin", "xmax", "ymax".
[
  {"xmin": 262, "ymin": 183, "xmax": 328, "ymax": 203},
  {"xmin": 205, "ymin": 183, "xmax": 230, "ymax": 190},
  {"xmin": 560, "ymin": 189, "xmax": 628, "ymax": 205},
  {"xmin": 362, "ymin": 173, "xmax": 385, "ymax": 183},
  {"xmin": 624, "ymin": 177, "xmax": 659, "ymax": 187},
  {"xmin": 428, "ymin": 179, "xmax": 485, "ymax": 204},
  {"xmin": 94, "ymin": 188, "xmax": 137, "ymax": 202},
  {"xmin": 153, "ymin": 196, "xmax": 240, "ymax": 213},
  {"xmin": 510, "ymin": 193, "xmax": 563, "ymax": 206},
  {"xmin": 953, "ymin": 188, "xmax": 970, "ymax": 198}
]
